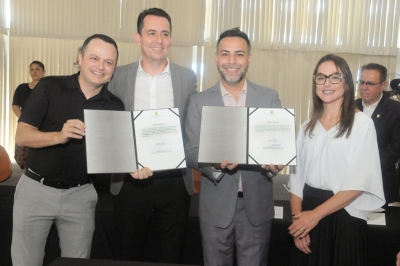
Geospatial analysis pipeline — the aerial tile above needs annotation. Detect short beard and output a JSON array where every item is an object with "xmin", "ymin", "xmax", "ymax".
[{"xmin": 218, "ymin": 65, "xmax": 248, "ymax": 85}]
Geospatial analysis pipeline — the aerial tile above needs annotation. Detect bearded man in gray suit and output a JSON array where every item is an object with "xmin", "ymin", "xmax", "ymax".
[
  {"xmin": 185, "ymin": 28, "xmax": 283, "ymax": 266},
  {"xmin": 108, "ymin": 8, "xmax": 197, "ymax": 263}
]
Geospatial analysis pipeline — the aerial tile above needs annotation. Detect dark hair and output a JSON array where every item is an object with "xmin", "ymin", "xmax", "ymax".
[
  {"xmin": 305, "ymin": 54, "xmax": 355, "ymax": 139},
  {"xmin": 137, "ymin": 8, "xmax": 172, "ymax": 35},
  {"xmin": 360, "ymin": 63, "xmax": 387, "ymax": 83},
  {"xmin": 30, "ymin": 61, "xmax": 45, "ymax": 71},
  {"xmin": 81, "ymin": 34, "xmax": 119, "ymax": 64},
  {"xmin": 217, "ymin": 27, "xmax": 251, "ymax": 53}
]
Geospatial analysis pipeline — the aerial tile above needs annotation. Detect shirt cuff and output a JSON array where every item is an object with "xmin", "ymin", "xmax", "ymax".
[{"xmin": 212, "ymin": 167, "xmax": 223, "ymax": 180}]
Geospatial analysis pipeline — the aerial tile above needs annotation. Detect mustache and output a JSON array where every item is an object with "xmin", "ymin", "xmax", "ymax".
[{"xmin": 222, "ymin": 64, "xmax": 241, "ymax": 69}]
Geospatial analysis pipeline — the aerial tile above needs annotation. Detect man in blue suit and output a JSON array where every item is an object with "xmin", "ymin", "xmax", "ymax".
[
  {"xmin": 108, "ymin": 7, "xmax": 197, "ymax": 263},
  {"xmin": 185, "ymin": 27, "xmax": 282, "ymax": 266},
  {"xmin": 356, "ymin": 63, "xmax": 400, "ymax": 206}
]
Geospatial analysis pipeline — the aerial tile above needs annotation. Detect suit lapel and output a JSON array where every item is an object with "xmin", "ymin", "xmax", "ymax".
[
  {"xmin": 245, "ymin": 80, "xmax": 258, "ymax": 107},
  {"xmin": 356, "ymin": 99, "xmax": 363, "ymax": 111},
  {"xmin": 170, "ymin": 63, "xmax": 182, "ymax": 109},
  {"xmin": 127, "ymin": 62, "xmax": 139, "ymax": 110},
  {"xmin": 371, "ymin": 96, "xmax": 387, "ymax": 125},
  {"xmin": 209, "ymin": 84, "xmax": 225, "ymax": 106}
]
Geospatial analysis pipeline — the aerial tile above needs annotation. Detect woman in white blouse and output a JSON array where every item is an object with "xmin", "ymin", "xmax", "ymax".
[{"xmin": 288, "ymin": 54, "xmax": 385, "ymax": 266}]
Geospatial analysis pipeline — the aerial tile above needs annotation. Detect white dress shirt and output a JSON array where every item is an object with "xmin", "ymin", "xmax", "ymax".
[{"xmin": 134, "ymin": 58, "xmax": 174, "ymax": 110}]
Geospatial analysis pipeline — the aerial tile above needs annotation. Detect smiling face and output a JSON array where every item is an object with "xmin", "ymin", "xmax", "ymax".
[
  {"xmin": 315, "ymin": 60, "xmax": 346, "ymax": 107},
  {"xmin": 29, "ymin": 63, "xmax": 45, "ymax": 82},
  {"xmin": 135, "ymin": 15, "xmax": 171, "ymax": 66},
  {"xmin": 78, "ymin": 38, "xmax": 117, "ymax": 92},
  {"xmin": 215, "ymin": 37, "xmax": 252, "ymax": 87}
]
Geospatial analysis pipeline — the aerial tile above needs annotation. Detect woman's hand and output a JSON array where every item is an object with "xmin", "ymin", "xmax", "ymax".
[
  {"xmin": 289, "ymin": 210, "xmax": 321, "ymax": 254},
  {"xmin": 293, "ymin": 234, "xmax": 311, "ymax": 254},
  {"xmin": 289, "ymin": 210, "xmax": 322, "ymax": 239}
]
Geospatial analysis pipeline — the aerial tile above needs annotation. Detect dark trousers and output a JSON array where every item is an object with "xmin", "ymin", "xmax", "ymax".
[{"xmin": 112, "ymin": 173, "xmax": 191, "ymax": 263}]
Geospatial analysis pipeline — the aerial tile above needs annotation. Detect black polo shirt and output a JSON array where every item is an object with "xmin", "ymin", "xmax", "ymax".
[{"xmin": 19, "ymin": 73, "xmax": 124, "ymax": 184}]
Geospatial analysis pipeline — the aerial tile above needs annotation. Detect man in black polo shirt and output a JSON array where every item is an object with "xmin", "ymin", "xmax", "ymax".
[{"xmin": 11, "ymin": 34, "xmax": 124, "ymax": 266}]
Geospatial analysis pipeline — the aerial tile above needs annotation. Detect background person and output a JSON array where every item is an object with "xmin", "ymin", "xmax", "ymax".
[
  {"xmin": 12, "ymin": 61, "xmax": 45, "ymax": 118},
  {"xmin": 12, "ymin": 60, "xmax": 45, "ymax": 169},
  {"xmin": 355, "ymin": 63, "xmax": 400, "ymax": 206}
]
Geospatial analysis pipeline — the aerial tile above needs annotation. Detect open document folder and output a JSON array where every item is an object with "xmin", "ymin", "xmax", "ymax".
[
  {"xmin": 198, "ymin": 106, "xmax": 297, "ymax": 166},
  {"xmin": 84, "ymin": 108, "xmax": 186, "ymax": 174}
]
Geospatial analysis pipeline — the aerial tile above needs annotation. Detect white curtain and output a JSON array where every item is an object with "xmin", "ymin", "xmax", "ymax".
[
  {"xmin": 0, "ymin": 0, "xmax": 7, "ymax": 34},
  {"xmin": 0, "ymin": 33, "xmax": 9, "ymax": 150},
  {"xmin": 206, "ymin": 0, "xmax": 399, "ymax": 55},
  {"xmin": 10, "ymin": 0, "xmax": 205, "ymax": 45},
  {"xmin": 0, "ymin": 0, "xmax": 9, "ymax": 150}
]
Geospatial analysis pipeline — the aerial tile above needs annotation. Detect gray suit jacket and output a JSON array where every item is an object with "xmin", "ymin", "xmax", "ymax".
[
  {"xmin": 108, "ymin": 60, "xmax": 197, "ymax": 196},
  {"xmin": 185, "ymin": 80, "xmax": 281, "ymax": 228}
]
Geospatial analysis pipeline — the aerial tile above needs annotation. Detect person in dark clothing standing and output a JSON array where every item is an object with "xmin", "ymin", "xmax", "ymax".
[{"xmin": 11, "ymin": 34, "xmax": 124, "ymax": 266}]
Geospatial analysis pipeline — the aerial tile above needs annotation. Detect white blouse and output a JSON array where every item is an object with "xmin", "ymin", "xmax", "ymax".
[{"xmin": 289, "ymin": 112, "xmax": 385, "ymax": 220}]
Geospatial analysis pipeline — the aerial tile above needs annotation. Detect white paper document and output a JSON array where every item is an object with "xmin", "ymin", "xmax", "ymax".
[
  {"xmin": 85, "ymin": 110, "xmax": 137, "ymax": 174},
  {"xmin": 84, "ymin": 108, "xmax": 186, "ymax": 174},
  {"xmin": 133, "ymin": 109, "xmax": 186, "ymax": 171},
  {"xmin": 198, "ymin": 106, "xmax": 296, "ymax": 166},
  {"xmin": 198, "ymin": 107, "xmax": 247, "ymax": 163},
  {"xmin": 248, "ymin": 108, "xmax": 296, "ymax": 165}
]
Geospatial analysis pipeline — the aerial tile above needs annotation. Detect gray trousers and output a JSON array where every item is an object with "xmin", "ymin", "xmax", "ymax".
[
  {"xmin": 200, "ymin": 197, "xmax": 272, "ymax": 266},
  {"xmin": 11, "ymin": 174, "xmax": 97, "ymax": 266}
]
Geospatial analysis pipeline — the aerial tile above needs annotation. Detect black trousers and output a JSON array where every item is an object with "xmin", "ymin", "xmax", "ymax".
[{"xmin": 112, "ymin": 172, "xmax": 191, "ymax": 263}]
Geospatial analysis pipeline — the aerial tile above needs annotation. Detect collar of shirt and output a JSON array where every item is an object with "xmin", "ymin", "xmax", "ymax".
[
  {"xmin": 137, "ymin": 56, "xmax": 171, "ymax": 77},
  {"xmin": 220, "ymin": 80, "xmax": 247, "ymax": 107},
  {"xmin": 69, "ymin": 72, "xmax": 112, "ymax": 102},
  {"xmin": 362, "ymin": 93, "xmax": 382, "ymax": 117}
]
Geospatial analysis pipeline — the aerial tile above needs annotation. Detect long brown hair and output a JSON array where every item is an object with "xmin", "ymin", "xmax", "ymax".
[{"xmin": 305, "ymin": 54, "xmax": 355, "ymax": 138}]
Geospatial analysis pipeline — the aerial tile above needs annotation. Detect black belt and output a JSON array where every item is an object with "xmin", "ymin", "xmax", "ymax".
[
  {"xmin": 238, "ymin": 191, "xmax": 243, "ymax": 198},
  {"xmin": 25, "ymin": 170, "xmax": 89, "ymax": 189}
]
